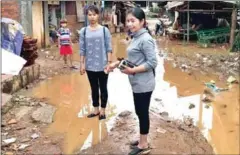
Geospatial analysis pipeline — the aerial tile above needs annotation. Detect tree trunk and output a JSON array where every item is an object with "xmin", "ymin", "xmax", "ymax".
[{"xmin": 229, "ymin": 6, "xmax": 237, "ymax": 50}]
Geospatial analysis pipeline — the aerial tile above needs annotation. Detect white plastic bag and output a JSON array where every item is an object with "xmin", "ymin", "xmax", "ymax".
[{"xmin": 2, "ymin": 48, "xmax": 26, "ymax": 75}]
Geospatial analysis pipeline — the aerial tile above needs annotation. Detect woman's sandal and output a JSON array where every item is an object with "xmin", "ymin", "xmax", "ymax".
[
  {"xmin": 129, "ymin": 141, "xmax": 150, "ymax": 149},
  {"xmin": 128, "ymin": 146, "xmax": 151, "ymax": 155},
  {"xmin": 99, "ymin": 114, "xmax": 106, "ymax": 120},
  {"xmin": 87, "ymin": 113, "xmax": 100, "ymax": 118}
]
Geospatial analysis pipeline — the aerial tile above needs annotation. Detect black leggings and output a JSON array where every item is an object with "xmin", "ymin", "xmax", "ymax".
[
  {"xmin": 86, "ymin": 71, "xmax": 109, "ymax": 108},
  {"xmin": 133, "ymin": 91, "xmax": 152, "ymax": 135}
]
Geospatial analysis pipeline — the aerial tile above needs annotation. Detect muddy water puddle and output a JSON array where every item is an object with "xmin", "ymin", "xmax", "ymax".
[
  {"xmin": 163, "ymin": 61, "xmax": 239, "ymax": 154},
  {"xmin": 32, "ymin": 34, "xmax": 238, "ymax": 154},
  {"xmin": 32, "ymin": 74, "xmax": 108, "ymax": 153}
]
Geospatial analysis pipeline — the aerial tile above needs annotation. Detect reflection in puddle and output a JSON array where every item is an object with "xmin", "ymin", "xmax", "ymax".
[
  {"xmin": 160, "ymin": 61, "xmax": 239, "ymax": 154},
  {"xmin": 32, "ymin": 34, "xmax": 238, "ymax": 154},
  {"xmin": 32, "ymin": 73, "xmax": 111, "ymax": 153}
]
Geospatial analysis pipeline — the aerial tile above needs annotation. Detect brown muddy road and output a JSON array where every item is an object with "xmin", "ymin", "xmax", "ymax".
[{"xmin": 1, "ymin": 34, "xmax": 239, "ymax": 154}]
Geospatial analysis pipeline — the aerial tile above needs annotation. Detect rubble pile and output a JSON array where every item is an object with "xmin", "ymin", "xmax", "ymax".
[{"xmin": 168, "ymin": 52, "xmax": 239, "ymax": 77}]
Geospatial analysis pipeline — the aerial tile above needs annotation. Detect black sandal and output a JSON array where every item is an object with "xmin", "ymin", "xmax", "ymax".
[
  {"xmin": 130, "ymin": 141, "xmax": 151, "ymax": 149},
  {"xmin": 128, "ymin": 146, "xmax": 151, "ymax": 155},
  {"xmin": 99, "ymin": 114, "xmax": 106, "ymax": 120},
  {"xmin": 87, "ymin": 113, "xmax": 100, "ymax": 118}
]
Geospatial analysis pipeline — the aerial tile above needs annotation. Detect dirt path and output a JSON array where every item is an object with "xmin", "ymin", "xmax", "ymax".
[
  {"xmin": 79, "ymin": 111, "xmax": 213, "ymax": 154},
  {"xmin": 2, "ymin": 35, "xmax": 239, "ymax": 154}
]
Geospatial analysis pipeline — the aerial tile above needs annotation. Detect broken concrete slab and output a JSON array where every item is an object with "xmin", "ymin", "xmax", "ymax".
[
  {"xmin": 31, "ymin": 105, "xmax": 56, "ymax": 124},
  {"xmin": 15, "ymin": 106, "xmax": 33, "ymax": 121}
]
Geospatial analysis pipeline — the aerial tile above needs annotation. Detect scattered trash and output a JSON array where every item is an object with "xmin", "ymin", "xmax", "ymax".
[
  {"xmin": 156, "ymin": 127, "xmax": 167, "ymax": 134},
  {"xmin": 227, "ymin": 76, "xmax": 238, "ymax": 84},
  {"xmin": 205, "ymin": 82, "xmax": 228, "ymax": 92},
  {"xmin": 31, "ymin": 133, "xmax": 39, "ymax": 139},
  {"xmin": 18, "ymin": 144, "xmax": 30, "ymax": 150},
  {"xmin": 3, "ymin": 138, "xmax": 16, "ymax": 145}
]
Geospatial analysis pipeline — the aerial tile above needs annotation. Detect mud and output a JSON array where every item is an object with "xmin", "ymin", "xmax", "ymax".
[{"xmin": 2, "ymin": 33, "xmax": 239, "ymax": 154}]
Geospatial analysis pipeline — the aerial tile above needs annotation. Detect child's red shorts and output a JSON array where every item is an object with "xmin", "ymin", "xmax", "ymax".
[{"xmin": 60, "ymin": 45, "xmax": 73, "ymax": 55}]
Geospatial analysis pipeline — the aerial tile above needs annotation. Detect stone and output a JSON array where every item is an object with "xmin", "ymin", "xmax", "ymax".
[
  {"xmin": 31, "ymin": 133, "xmax": 39, "ymax": 139},
  {"xmin": 188, "ymin": 103, "xmax": 195, "ymax": 109},
  {"xmin": 156, "ymin": 127, "xmax": 166, "ymax": 134},
  {"xmin": 118, "ymin": 110, "xmax": 132, "ymax": 117},
  {"xmin": 39, "ymin": 102, "xmax": 47, "ymax": 107},
  {"xmin": 160, "ymin": 111, "xmax": 169, "ymax": 117},
  {"xmin": 3, "ymin": 138, "xmax": 16, "ymax": 145},
  {"xmin": 31, "ymin": 105, "xmax": 56, "ymax": 123},
  {"xmin": 154, "ymin": 98, "xmax": 162, "ymax": 102},
  {"xmin": 1, "ymin": 93, "xmax": 12, "ymax": 107},
  {"xmin": 20, "ymin": 138, "xmax": 31, "ymax": 143},
  {"xmin": 7, "ymin": 119, "xmax": 17, "ymax": 125},
  {"xmin": 15, "ymin": 106, "xmax": 33, "ymax": 121},
  {"xmin": 19, "ymin": 144, "xmax": 30, "ymax": 150}
]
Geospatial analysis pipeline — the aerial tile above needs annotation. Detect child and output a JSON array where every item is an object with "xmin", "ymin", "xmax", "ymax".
[{"xmin": 57, "ymin": 19, "xmax": 76, "ymax": 69}]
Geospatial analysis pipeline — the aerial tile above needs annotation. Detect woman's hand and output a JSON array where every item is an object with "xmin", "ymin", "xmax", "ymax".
[
  {"xmin": 121, "ymin": 66, "xmax": 135, "ymax": 75},
  {"xmin": 104, "ymin": 61, "xmax": 120, "ymax": 74},
  {"xmin": 104, "ymin": 63, "xmax": 115, "ymax": 73},
  {"xmin": 80, "ymin": 64, "xmax": 86, "ymax": 75}
]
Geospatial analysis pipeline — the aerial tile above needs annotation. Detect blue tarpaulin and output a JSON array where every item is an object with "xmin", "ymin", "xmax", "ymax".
[{"xmin": 1, "ymin": 18, "xmax": 25, "ymax": 56}]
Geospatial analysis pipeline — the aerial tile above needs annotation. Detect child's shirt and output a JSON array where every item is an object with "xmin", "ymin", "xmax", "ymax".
[{"xmin": 57, "ymin": 27, "xmax": 71, "ymax": 45}]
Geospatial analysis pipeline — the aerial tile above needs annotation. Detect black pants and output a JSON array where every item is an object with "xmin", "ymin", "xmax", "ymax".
[
  {"xmin": 86, "ymin": 71, "xmax": 109, "ymax": 108},
  {"xmin": 133, "ymin": 91, "xmax": 152, "ymax": 135}
]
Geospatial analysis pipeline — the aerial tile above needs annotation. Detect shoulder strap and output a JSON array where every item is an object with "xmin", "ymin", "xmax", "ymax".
[
  {"xmin": 84, "ymin": 27, "xmax": 87, "ymax": 50},
  {"xmin": 103, "ymin": 26, "xmax": 107, "ymax": 51}
]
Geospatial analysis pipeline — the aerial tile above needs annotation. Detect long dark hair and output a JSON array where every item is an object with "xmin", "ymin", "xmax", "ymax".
[
  {"xmin": 126, "ymin": 7, "xmax": 151, "ymax": 35},
  {"xmin": 86, "ymin": 5, "xmax": 99, "ymax": 15}
]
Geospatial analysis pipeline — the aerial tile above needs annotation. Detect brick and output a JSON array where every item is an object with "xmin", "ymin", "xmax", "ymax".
[{"xmin": 1, "ymin": 0, "xmax": 20, "ymax": 21}]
